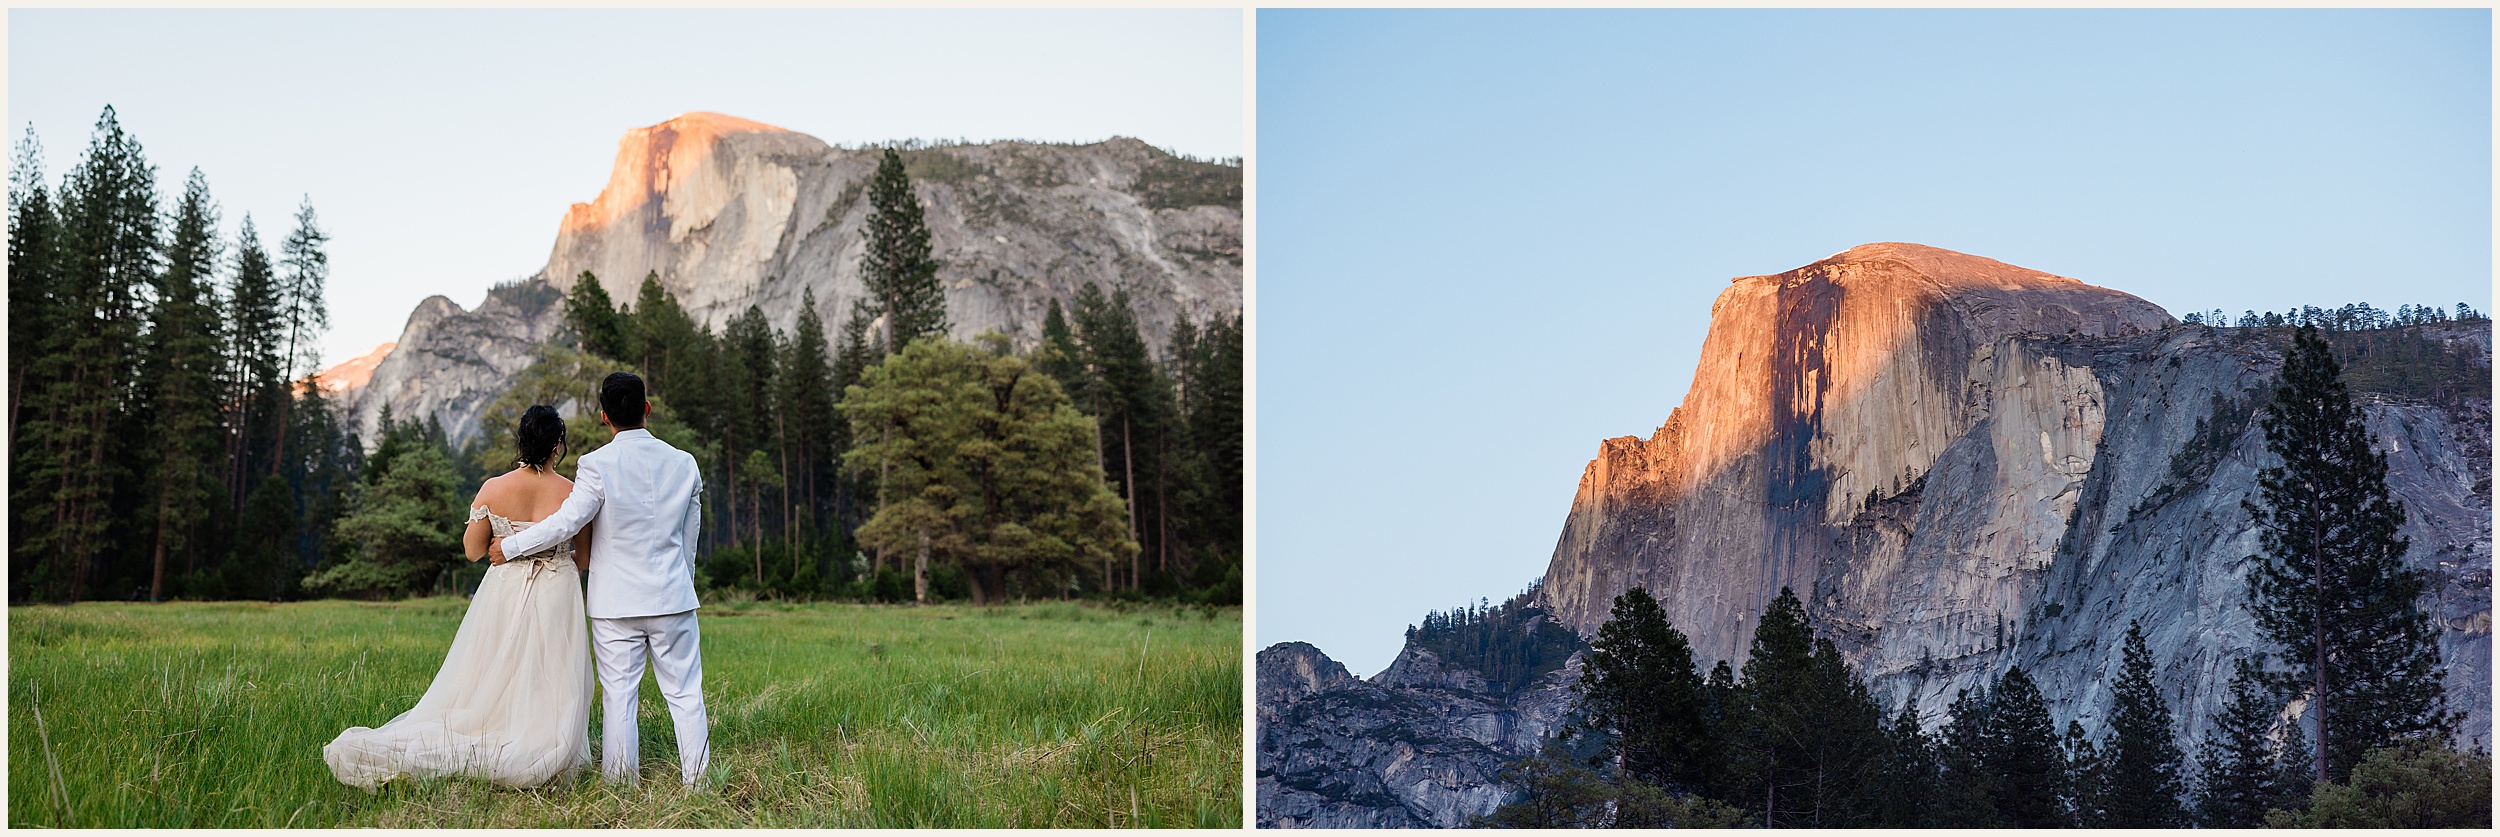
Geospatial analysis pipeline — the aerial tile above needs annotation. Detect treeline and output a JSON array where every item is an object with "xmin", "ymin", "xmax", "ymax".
[
  {"xmin": 1405, "ymin": 587, "xmax": 1584, "ymax": 694},
  {"xmin": 2179, "ymin": 300, "xmax": 2486, "ymax": 330},
  {"xmin": 319, "ymin": 147, "xmax": 1242, "ymax": 605},
  {"xmin": 1479, "ymin": 325, "xmax": 2484, "ymax": 829},
  {"xmin": 10, "ymin": 107, "xmax": 357, "ymax": 604},
  {"xmin": 2176, "ymin": 300, "xmax": 2491, "ymax": 407}
]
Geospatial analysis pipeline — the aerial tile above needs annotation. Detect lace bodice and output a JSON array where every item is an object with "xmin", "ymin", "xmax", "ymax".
[{"xmin": 470, "ymin": 506, "xmax": 575, "ymax": 572}]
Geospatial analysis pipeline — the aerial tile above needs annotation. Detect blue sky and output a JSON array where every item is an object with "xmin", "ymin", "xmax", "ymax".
[
  {"xmin": 1255, "ymin": 8, "xmax": 2493, "ymax": 676},
  {"xmin": 9, "ymin": 8, "xmax": 1242, "ymax": 370}
]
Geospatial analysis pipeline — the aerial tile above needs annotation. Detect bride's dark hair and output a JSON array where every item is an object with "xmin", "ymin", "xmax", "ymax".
[{"xmin": 515, "ymin": 405, "xmax": 566, "ymax": 472}]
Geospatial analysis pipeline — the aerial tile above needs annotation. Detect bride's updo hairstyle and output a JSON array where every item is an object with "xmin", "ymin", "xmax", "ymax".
[{"xmin": 515, "ymin": 405, "xmax": 567, "ymax": 473}]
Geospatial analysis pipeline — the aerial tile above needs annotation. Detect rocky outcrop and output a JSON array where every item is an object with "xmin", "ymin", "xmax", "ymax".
[
  {"xmin": 348, "ymin": 281, "xmax": 568, "ymax": 446},
  {"xmin": 347, "ymin": 112, "xmax": 1240, "ymax": 446},
  {"xmin": 1256, "ymin": 641, "xmax": 1584, "ymax": 829},
  {"xmin": 314, "ymin": 342, "xmax": 393, "ymax": 396},
  {"xmin": 1538, "ymin": 242, "xmax": 2492, "ymax": 751}
]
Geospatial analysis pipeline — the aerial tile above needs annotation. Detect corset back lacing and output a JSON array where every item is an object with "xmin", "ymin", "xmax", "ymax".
[{"xmin": 469, "ymin": 506, "xmax": 574, "ymax": 584}]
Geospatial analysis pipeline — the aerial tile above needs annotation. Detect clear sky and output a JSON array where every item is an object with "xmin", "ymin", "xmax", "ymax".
[
  {"xmin": 1256, "ymin": 8, "xmax": 2493, "ymax": 676},
  {"xmin": 10, "ymin": 8, "xmax": 1242, "ymax": 371}
]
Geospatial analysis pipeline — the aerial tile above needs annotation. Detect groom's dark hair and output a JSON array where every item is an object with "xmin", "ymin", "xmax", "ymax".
[{"xmin": 599, "ymin": 372, "xmax": 648, "ymax": 429}]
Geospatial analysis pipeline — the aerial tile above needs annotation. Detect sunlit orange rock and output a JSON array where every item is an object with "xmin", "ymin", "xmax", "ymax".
[
  {"xmin": 1535, "ymin": 241, "xmax": 2490, "ymax": 751},
  {"xmin": 313, "ymin": 342, "xmax": 394, "ymax": 394}
]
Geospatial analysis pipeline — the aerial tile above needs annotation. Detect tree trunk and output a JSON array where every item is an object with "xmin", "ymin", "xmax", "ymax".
[
  {"xmin": 779, "ymin": 411, "xmax": 791, "ymax": 548},
  {"xmin": 724, "ymin": 437, "xmax": 739, "ymax": 548},
  {"xmin": 1157, "ymin": 445, "xmax": 1170, "ymax": 575},
  {"xmin": 2312, "ymin": 509, "xmax": 2329, "ymax": 785},
  {"xmin": 269, "ymin": 389, "xmax": 289, "ymax": 477},
  {"xmin": 1095, "ymin": 420, "xmax": 1110, "ymax": 592},
  {"xmin": 878, "ymin": 421, "xmax": 891, "ymax": 573},
  {"xmin": 71, "ymin": 409, "xmax": 107, "ymax": 602},
  {"xmin": 752, "ymin": 483, "xmax": 763, "ymax": 587},
  {"xmin": 913, "ymin": 529, "xmax": 930, "ymax": 605},
  {"xmin": 226, "ymin": 392, "xmax": 248, "ymax": 517},
  {"xmin": 1123, "ymin": 414, "xmax": 1137, "ymax": 591},
  {"xmin": 1765, "ymin": 752, "xmax": 1777, "ymax": 828},
  {"xmin": 151, "ymin": 461, "xmax": 173, "ymax": 603}
]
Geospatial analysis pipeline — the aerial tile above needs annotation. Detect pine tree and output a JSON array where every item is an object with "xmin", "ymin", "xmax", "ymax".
[
  {"xmin": 1171, "ymin": 313, "xmax": 1243, "ymax": 597},
  {"xmin": 561, "ymin": 270, "xmax": 627, "ymax": 359},
  {"xmin": 9, "ymin": 125, "xmax": 63, "ymax": 446},
  {"xmin": 1038, "ymin": 298, "xmax": 1086, "ymax": 406},
  {"xmin": 1067, "ymin": 282, "xmax": 1169, "ymax": 590},
  {"xmin": 1879, "ymin": 702, "xmax": 1939, "ymax": 826},
  {"xmin": 1799, "ymin": 634, "xmax": 1889, "ymax": 824},
  {"xmin": 1577, "ymin": 586, "xmax": 1708, "ymax": 793},
  {"xmin": 859, "ymin": 148, "xmax": 946, "ymax": 351},
  {"xmin": 1935, "ymin": 684, "xmax": 2005, "ymax": 827},
  {"xmin": 2100, "ymin": 620, "xmax": 2187, "ymax": 826},
  {"xmin": 1986, "ymin": 666, "xmax": 2068, "ymax": 828},
  {"xmin": 305, "ymin": 437, "xmax": 462, "ymax": 600},
  {"xmin": 8, "ymin": 126, "xmax": 66, "ymax": 596},
  {"xmin": 2246, "ymin": 324, "xmax": 2448, "ymax": 783},
  {"xmin": 2273, "ymin": 711, "xmax": 2316, "ymax": 810},
  {"xmin": 270, "ymin": 198, "xmax": 329, "ymax": 476},
  {"xmin": 17, "ymin": 106, "xmax": 160, "ymax": 601},
  {"xmin": 778, "ymin": 289, "xmax": 838, "ymax": 540},
  {"xmin": 2194, "ymin": 658, "xmax": 2294, "ymax": 827},
  {"xmin": 287, "ymin": 376, "xmax": 356, "ymax": 598},
  {"xmin": 222, "ymin": 216, "xmax": 285, "ymax": 512},
  {"xmin": 2062, "ymin": 720, "xmax": 2107, "ymax": 826},
  {"xmin": 138, "ymin": 168, "xmax": 230, "ymax": 602},
  {"xmin": 1725, "ymin": 587, "xmax": 1886, "ymax": 827},
  {"xmin": 829, "ymin": 300, "xmax": 878, "ymax": 528},
  {"xmin": 226, "ymin": 476, "xmax": 300, "ymax": 600},
  {"xmin": 624, "ymin": 272, "xmax": 702, "ymax": 402},
  {"xmin": 1700, "ymin": 658, "xmax": 1738, "ymax": 787},
  {"xmin": 718, "ymin": 305, "xmax": 780, "ymax": 547}
]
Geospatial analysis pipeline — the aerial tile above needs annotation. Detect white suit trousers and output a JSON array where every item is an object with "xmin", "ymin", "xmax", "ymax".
[{"xmin": 591, "ymin": 609, "xmax": 709, "ymax": 785}]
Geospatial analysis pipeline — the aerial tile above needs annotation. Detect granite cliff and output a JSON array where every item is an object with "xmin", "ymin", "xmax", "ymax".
[
  {"xmin": 1258, "ymin": 243, "xmax": 2492, "ymax": 827},
  {"xmin": 345, "ymin": 112, "xmax": 1241, "ymax": 445},
  {"xmin": 1538, "ymin": 243, "xmax": 2489, "ymax": 753}
]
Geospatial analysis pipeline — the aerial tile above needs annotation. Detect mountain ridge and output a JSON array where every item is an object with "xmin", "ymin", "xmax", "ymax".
[{"xmin": 344, "ymin": 113, "xmax": 1241, "ymax": 447}]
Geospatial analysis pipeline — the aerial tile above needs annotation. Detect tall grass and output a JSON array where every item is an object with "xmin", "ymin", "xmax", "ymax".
[{"xmin": 8, "ymin": 598, "xmax": 1239, "ymax": 827}]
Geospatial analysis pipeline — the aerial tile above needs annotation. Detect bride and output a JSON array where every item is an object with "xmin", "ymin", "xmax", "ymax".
[{"xmin": 324, "ymin": 405, "xmax": 595, "ymax": 789}]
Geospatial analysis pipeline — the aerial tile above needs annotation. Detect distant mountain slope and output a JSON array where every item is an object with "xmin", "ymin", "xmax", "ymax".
[
  {"xmin": 1257, "ymin": 640, "xmax": 1585, "ymax": 828},
  {"xmin": 347, "ymin": 112, "xmax": 1240, "ymax": 446}
]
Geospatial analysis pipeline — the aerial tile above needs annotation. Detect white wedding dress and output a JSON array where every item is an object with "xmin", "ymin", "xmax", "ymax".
[{"xmin": 323, "ymin": 508, "xmax": 594, "ymax": 789}]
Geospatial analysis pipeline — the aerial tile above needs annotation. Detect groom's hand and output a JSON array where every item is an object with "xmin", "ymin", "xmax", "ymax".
[{"xmin": 487, "ymin": 537, "xmax": 508, "ymax": 565}]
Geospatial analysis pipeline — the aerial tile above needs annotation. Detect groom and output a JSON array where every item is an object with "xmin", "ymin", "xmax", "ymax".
[{"xmin": 490, "ymin": 372, "xmax": 710, "ymax": 787}]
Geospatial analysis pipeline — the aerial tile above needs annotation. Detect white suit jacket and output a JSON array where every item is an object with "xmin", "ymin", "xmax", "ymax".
[{"xmin": 499, "ymin": 428, "xmax": 703, "ymax": 619}]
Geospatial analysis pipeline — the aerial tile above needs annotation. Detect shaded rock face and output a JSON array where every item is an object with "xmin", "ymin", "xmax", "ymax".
[
  {"xmin": 1256, "ymin": 642, "xmax": 1582, "ymax": 829},
  {"xmin": 348, "ymin": 282, "xmax": 567, "ymax": 448},
  {"xmin": 350, "ymin": 112, "xmax": 1240, "ymax": 446},
  {"xmin": 1539, "ymin": 242, "xmax": 2492, "ymax": 751}
]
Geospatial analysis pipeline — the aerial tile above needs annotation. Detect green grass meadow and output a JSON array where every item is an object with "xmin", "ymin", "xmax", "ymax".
[{"xmin": 8, "ymin": 596, "xmax": 1241, "ymax": 828}]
